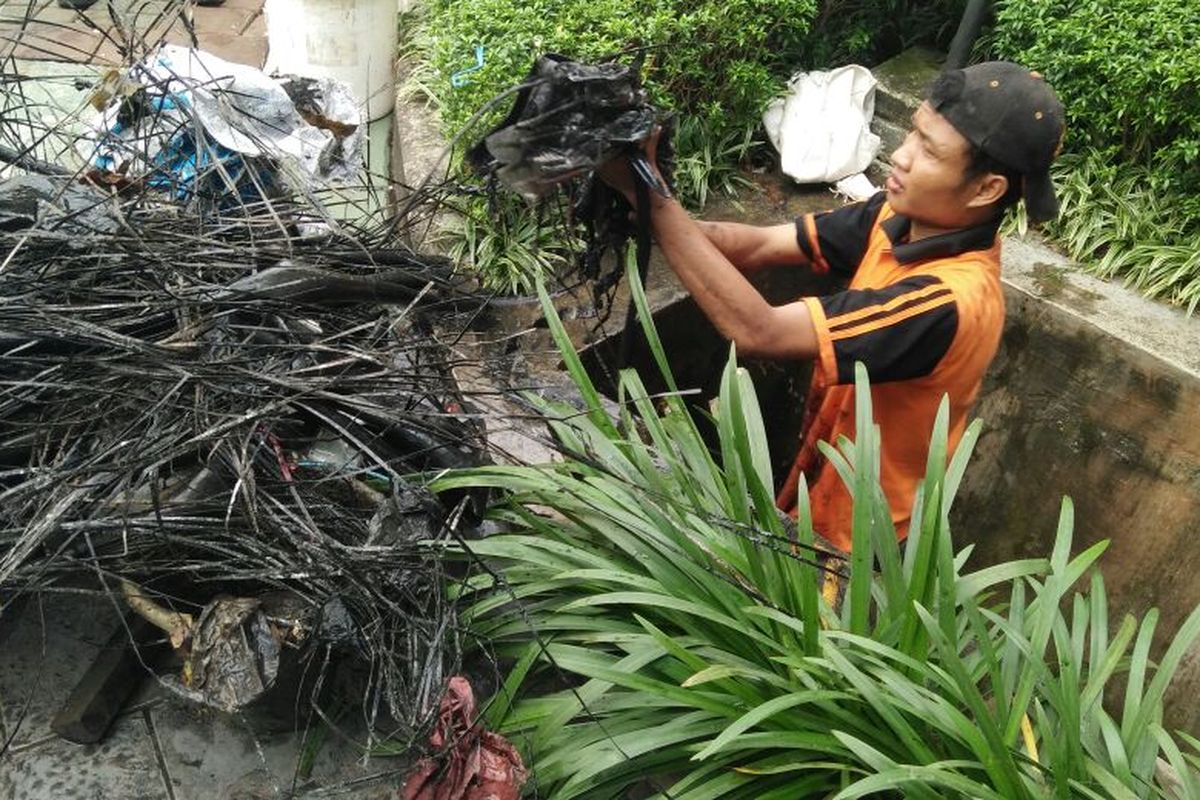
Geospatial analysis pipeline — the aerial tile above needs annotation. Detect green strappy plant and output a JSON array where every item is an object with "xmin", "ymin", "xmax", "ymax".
[{"xmin": 433, "ymin": 259, "xmax": 1200, "ymax": 797}]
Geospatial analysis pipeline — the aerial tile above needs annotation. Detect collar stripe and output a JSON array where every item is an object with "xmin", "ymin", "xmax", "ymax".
[{"xmin": 881, "ymin": 212, "xmax": 1001, "ymax": 263}]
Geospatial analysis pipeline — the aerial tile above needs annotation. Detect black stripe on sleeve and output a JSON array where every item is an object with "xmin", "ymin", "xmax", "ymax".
[
  {"xmin": 816, "ymin": 276, "xmax": 959, "ymax": 385},
  {"xmin": 793, "ymin": 191, "xmax": 886, "ymax": 277},
  {"xmin": 795, "ymin": 219, "xmax": 816, "ymax": 264},
  {"xmin": 811, "ymin": 191, "xmax": 887, "ymax": 278},
  {"xmin": 819, "ymin": 274, "xmax": 942, "ymax": 319},
  {"xmin": 827, "ymin": 288, "xmax": 953, "ymax": 333}
]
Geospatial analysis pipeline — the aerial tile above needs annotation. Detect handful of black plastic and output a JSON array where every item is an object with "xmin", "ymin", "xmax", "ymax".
[{"xmin": 468, "ymin": 54, "xmax": 659, "ymax": 201}]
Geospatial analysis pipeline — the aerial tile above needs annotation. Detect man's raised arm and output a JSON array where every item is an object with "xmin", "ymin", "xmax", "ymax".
[{"xmin": 695, "ymin": 220, "xmax": 810, "ymax": 274}]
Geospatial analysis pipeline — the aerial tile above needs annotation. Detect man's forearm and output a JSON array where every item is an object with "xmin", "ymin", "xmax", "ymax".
[
  {"xmin": 695, "ymin": 219, "xmax": 809, "ymax": 274},
  {"xmin": 647, "ymin": 196, "xmax": 818, "ymax": 360}
]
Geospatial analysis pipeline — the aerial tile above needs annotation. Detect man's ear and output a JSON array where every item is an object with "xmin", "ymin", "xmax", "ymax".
[{"xmin": 966, "ymin": 172, "xmax": 1010, "ymax": 209}]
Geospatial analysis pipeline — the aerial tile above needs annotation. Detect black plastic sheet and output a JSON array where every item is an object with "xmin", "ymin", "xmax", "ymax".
[
  {"xmin": 0, "ymin": 175, "xmax": 118, "ymax": 234},
  {"xmin": 468, "ymin": 54, "xmax": 657, "ymax": 201}
]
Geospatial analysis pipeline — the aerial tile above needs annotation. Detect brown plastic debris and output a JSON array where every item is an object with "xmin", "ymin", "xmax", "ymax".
[
  {"xmin": 401, "ymin": 677, "xmax": 527, "ymax": 800},
  {"xmin": 170, "ymin": 596, "xmax": 283, "ymax": 713}
]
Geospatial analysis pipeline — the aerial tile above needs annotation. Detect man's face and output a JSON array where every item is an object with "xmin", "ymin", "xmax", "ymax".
[{"xmin": 886, "ymin": 102, "xmax": 984, "ymax": 231}]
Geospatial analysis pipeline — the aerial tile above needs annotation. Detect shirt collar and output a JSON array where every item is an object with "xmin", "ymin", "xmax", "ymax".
[{"xmin": 880, "ymin": 213, "xmax": 1001, "ymax": 264}]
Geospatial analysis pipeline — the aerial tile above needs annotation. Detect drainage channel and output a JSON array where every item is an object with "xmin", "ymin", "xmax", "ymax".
[{"xmin": 578, "ymin": 267, "xmax": 824, "ymax": 483}]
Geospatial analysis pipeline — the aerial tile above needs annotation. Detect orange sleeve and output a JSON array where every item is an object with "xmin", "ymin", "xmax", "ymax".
[
  {"xmin": 802, "ymin": 296, "xmax": 838, "ymax": 386},
  {"xmin": 803, "ymin": 214, "xmax": 830, "ymax": 274}
]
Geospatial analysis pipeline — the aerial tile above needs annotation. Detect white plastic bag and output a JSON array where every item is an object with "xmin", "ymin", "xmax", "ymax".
[
  {"xmin": 81, "ymin": 45, "xmax": 366, "ymax": 191},
  {"xmin": 763, "ymin": 65, "xmax": 880, "ymax": 184}
]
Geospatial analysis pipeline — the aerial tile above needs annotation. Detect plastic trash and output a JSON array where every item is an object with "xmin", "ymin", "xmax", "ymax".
[
  {"xmin": 164, "ymin": 596, "xmax": 284, "ymax": 713},
  {"xmin": 402, "ymin": 676, "xmax": 527, "ymax": 800},
  {"xmin": 0, "ymin": 174, "xmax": 117, "ymax": 233},
  {"xmin": 763, "ymin": 65, "xmax": 880, "ymax": 184},
  {"xmin": 834, "ymin": 172, "xmax": 879, "ymax": 201},
  {"xmin": 451, "ymin": 45, "xmax": 486, "ymax": 88},
  {"xmin": 468, "ymin": 54, "xmax": 658, "ymax": 202},
  {"xmin": 80, "ymin": 45, "xmax": 365, "ymax": 206}
]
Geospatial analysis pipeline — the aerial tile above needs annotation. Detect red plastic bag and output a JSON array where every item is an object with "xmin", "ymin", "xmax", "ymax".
[{"xmin": 401, "ymin": 677, "xmax": 527, "ymax": 800}]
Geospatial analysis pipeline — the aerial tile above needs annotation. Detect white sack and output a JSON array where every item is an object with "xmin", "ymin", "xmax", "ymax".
[{"xmin": 763, "ymin": 65, "xmax": 880, "ymax": 184}]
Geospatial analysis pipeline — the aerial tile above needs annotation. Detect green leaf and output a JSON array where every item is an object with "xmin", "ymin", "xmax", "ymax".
[
  {"xmin": 1126, "ymin": 602, "xmax": 1200, "ymax": 762},
  {"xmin": 846, "ymin": 363, "xmax": 878, "ymax": 636},
  {"xmin": 1005, "ymin": 497, "xmax": 1076, "ymax": 747},
  {"xmin": 535, "ymin": 277, "xmax": 618, "ymax": 438},
  {"xmin": 1120, "ymin": 607, "xmax": 1159, "ymax": 743},
  {"xmin": 1083, "ymin": 759, "xmax": 1143, "ymax": 800},
  {"xmin": 833, "ymin": 764, "xmax": 1008, "ymax": 800},
  {"xmin": 1081, "ymin": 613, "xmax": 1137, "ymax": 717},
  {"xmin": 942, "ymin": 417, "xmax": 982, "ymax": 512},
  {"xmin": 482, "ymin": 641, "xmax": 541, "ymax": 729},
  {"xmin": 915, "ymin": 605, "xmax": 1026, "ymax": 797},
  {"xmin": 792, "ymin": 472, "xmax": 823, "ymax": 654},
  {"xmin": 955, "ymin": 559, "xmax": 1049, "ymax": 604},
  {"xmin": 1152, "ymin": 724, "xmax": 1200, "ymax": 800},
  {"xmin": 693, "ymin": 690, "xmax": 846, "ymax": 761}
]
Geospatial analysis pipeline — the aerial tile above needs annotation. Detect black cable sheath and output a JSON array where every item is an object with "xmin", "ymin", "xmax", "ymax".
[{"xmin": 618, "ymin": 159, "xmax": 653, "ymax": 368}]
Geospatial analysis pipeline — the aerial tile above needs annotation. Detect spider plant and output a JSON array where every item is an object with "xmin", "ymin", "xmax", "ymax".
[
  {"xmin": 671, "ymin": 116, "xmax": 759, "ymax": 212},
  {"xmin": 436, "ymin": 194, "xmax": 581, "ymax": 294},
  {"xmin": 1007, "ymin": 151, "xmax": 1200, "ymax": 315},
  {"xmin": 434, "ymin": 257, "xmax": 1200, "ymax": 797}
]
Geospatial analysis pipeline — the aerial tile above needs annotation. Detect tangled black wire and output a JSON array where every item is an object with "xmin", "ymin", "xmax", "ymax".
[{"xmin": 0, "ymin": 3, "xmax": 501, "ymax": 743}]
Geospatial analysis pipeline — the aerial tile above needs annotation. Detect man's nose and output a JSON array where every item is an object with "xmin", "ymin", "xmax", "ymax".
[{"xmin": 891, "ymin": 131, "xmax": 916, "ymax": 169}]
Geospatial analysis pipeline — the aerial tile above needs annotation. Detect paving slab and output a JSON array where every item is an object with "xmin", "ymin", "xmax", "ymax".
[
  {"xmin": 149, "ymin": 698, "xmax": 379, "ymax": 799},
  {"xmin": 0, "ymin": 0, "xmax": 266, "ymax": 67},
  {"xmin": 0, "ymin": 591, "xmax": 410, "ymax": 799},
  {"xmin": 1, "ymin": 710, "xmax": 171, "ymax": 800},
  {"xmin": 0, "ymin": 59, "xmax": 98, "ymax": 173},
  {"xmin": 0, "ymin": 592, "xmax": 127, "ymax": 750},
  {"xmin": 0, "ymin": 592, "xmax": 170, "ymax": 799}
]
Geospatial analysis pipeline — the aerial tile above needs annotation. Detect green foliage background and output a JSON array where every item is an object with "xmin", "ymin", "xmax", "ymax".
[
  {"xmin": 993, "ymin": 0, "xmax": 1200, "ymax": 191},
  {"xmin": 414, "ymin": 0, "xmax": 819, "ymax": 143},
  {"xmin": 430, "ymin": 264, "xmax": 1200, "ymax": 797},
  {"xmin": 414, "ymin": 0, "xmax": 968, "ymax": 140},
  {"xmin": 991, "ymin": 0, "xmax": 1200, "ymax": 310}
]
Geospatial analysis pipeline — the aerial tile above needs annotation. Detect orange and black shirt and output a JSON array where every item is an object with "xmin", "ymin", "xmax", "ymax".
[{"xmin": 775, "ymin": 192, "xmax": 1005, "ymax": 552}]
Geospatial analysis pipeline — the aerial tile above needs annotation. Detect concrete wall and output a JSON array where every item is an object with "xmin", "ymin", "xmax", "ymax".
[
  {"xmin": 953, "ymin": 242, "xmax": 1200, "ymax": 731},
  {"xmin": 869, "ymin": 49, "xmax": 1200, "ymax": 730}
]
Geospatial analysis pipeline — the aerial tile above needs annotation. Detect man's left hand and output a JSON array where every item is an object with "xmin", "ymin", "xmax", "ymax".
[{"xmin": 596, "ymin": 127, "xmax": 666, "ymax": 207}]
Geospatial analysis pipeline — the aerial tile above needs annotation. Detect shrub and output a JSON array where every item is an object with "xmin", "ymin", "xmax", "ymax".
[
  {"xmin": 413, "ymin": 0, "xmax": 820, "ymax": 145},
  {"xmin": 433, "ymin": 265, "xmax": 1200, "ymax": 797},
  {"xmin": 993, "ymin": 0, "xmax": 1200, "ymax": 193},
  {"xmin": 433, "ymin": 194, "xmax": 582, "ymax": 294},
  {"xmin": 806, "ymin": 0, "xmax": 968, "ymax": 68},
  {"xmin": 992, "ymin": 0, "xmax": 1200, "ymax": 310}
]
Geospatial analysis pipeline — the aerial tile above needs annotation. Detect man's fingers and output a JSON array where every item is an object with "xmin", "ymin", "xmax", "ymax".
[{"xmin": 645, "ymin": 125, "xmax": 662, "ymax": 163}]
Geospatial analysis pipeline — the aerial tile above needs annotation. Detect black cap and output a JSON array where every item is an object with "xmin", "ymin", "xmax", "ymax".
[{"xmin": 928, "ymin": 62, "xmax": 1065, "ymax": 222}]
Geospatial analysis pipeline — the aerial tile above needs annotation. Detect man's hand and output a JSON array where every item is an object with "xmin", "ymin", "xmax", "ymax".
[
  {"xmin": 596, "ymin": 127, "xmax": 666, "ymax": 207},
  {"xmin": 594, "ymin": 124, "xmax": 819, "ymax": 362}
]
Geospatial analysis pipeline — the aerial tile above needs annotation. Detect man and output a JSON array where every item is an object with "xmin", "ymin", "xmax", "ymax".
[{"xmin": 600, "ymin": 62, "xmax": 1065, "ymax": 554}]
